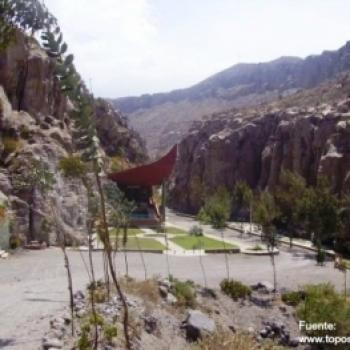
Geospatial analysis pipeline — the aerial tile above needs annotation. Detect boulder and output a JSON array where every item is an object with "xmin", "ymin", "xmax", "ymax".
[
  {"xmin": 251, "ymin": 281, "xmax": 275, "ymax": 293},
  {"xmin": 182, "ymin": 309, "xmax": 216, "ymax": 342},
  {"xmin": 42, "ymin": 337, "xmax": 63, "ymax": 349},
  {"xmin": 166, "ymin": 293, "xmax": 177, "ymax": 305},
  {"xmin": 143, "ymin": 315, "xmax": 158, "ymax": 334},
  {"xmin": 159, "ymin": 285, "xmax": 168, "ymax": 298}
]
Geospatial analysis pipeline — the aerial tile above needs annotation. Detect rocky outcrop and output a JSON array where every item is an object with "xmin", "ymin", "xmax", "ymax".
[
  {"xmin": 0, "ymin": 31, "xmax": 147, "ymax": 245},
  {"xmin": 94, "ymin": 98, "xmax": 147, "ymax": 163},
  {"xmin": 169, "ymin": 98, "xmax": 350, "ymax": 213},
  {"xmin": 112, "ymin": 41, "xmax": 350, "ymax": 155}
]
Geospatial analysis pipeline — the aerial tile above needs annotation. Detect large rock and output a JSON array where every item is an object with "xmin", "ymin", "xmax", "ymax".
[
  {"xmin": 169, "ymin": 98, "xmax": 350, "ymax": 214},
  {"xmin": 182, "ymin": 309, "xmax": 216, "ymax": 341},
  {"xmin": 0, "ymin": 31, "xmax": 147, "ymax": 245}
]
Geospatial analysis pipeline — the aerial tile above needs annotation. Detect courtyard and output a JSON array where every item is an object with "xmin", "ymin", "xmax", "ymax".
[{"xmin": 0, "ymin": 211, "xmax": 345, "ymax": 350}]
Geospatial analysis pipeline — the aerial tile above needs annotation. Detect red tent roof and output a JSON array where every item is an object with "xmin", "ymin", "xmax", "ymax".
[{"xmin": 108, "ymin": 145, "xmax": 177, "ymax": 186}]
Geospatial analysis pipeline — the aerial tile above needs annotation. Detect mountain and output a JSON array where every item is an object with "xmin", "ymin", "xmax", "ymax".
[
  {"xmin": 0, "ymin": 30, "xmax": 147, "ymax": 246},
  {"xmin": 111, "ymin": 41, "xmax": 350, "ymax": 156},
  {"xmin": 168, "ymin": 71, "xmax": 350, "ymax": 213}
]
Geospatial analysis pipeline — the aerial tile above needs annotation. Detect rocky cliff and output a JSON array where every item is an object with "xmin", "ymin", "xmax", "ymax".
[
  {"xmin": 0, "ymin": 31, "xmax": 147, "ymax": 245},
  {"xmin": 111, "ymin": 41, "xmax": 350, "ymax": 156},
  {"xmin": 169, "ymin": 73, "xmax": 350, "ymax": 213}
]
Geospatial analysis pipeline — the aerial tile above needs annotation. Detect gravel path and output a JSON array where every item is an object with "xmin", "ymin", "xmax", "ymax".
[{"xmin": 0, "ymin": 212, "xmax": 345, "ymax": 349}]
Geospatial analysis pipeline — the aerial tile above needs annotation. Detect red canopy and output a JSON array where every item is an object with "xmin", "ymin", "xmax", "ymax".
[{"xmin": 108, "ymin": 145, "xmax": 177, "ymax": 186}]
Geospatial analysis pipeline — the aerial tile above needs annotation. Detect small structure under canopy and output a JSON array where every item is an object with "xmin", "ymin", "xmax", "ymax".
[{"xmin": 108, "ymin": 145, "xmax": 177, "ymax": 227}]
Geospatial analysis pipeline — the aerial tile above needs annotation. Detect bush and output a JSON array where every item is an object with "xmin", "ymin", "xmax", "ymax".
[
  {"xmin": 220, "ymin": 279, "xmax": 251, "ymax": 300},
  {"xmin": 59, "ymin": 155, "xmax": 86, "ymax": 178},
  {"xmin": 19, "ymin": 125, "xmax": 31, "ymax": 139},
  {"xmin": 189, "ymin": 225, "xmax": 203, "ymax": 236},
  {"xmin": 109, "ymin": 155, "xmax": 129, "ymax": 173},
  {"xmin": 77, "ymin": 330, "xmax": 91, "ymax": 350},
  {"xmin": 2, "ymin": 137, "xmax": 20, "ymax": 156},
  {"xmin": 197, "ymin": 207, "xmax": 211, "ymax": 224},
  {"xmin": 9, "ymin": 235, "xmax": 21, "ymax": 249},
  {"xmin": 171, "ymin": 279, "xmax": 196, "ymax": 307},
  {"xmin": 103, "ymin": 324, "xmax": 118, "ymax": 343},
  {"xmin": 297, "ymin": 284, "xmax": 350, "ymax": 340},
  {"xmin": 281, "ymin": 290, "xmax": 305, "ymax": 306},
  {"xmin": 316, "ymin": 247, "xmax": 326, "ymax": 265},
  {"xmin": 191, "ymin": 331, "xmax": 261, "ymax": 350},
  {"xmin": 121, "ymin": 278, "xmax": 160, "ymax": 304}
]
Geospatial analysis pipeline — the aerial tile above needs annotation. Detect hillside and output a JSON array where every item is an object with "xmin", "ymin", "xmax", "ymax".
[
  {"xmin": 168, "ymin": 71, "xmax": 350, "ymax": 213},
  {"xmin": 111, "ymin": 41, "xmax": 350, "ymax": 155},
  {"xmin": 0, "ymin": 30, "xmax": 147, "ymax": 247}
]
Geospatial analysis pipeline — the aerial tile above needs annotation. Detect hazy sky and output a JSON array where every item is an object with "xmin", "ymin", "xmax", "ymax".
[{"xmin": 45, "ymin": 0, "xmax": 350, "ymax": 98}]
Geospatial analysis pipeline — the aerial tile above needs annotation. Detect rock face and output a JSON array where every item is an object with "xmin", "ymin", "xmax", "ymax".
[
  {"xmin": 0, "ymin": 32, "xmax": 146, "ymax": 245},
  {"xmin": 111, "ymin": 41, "xmax": 350, "ymax": 155},
  {"xmin": 182, "ymin": 309, "xmax": 216, "ymax": 341},
  {"xmin": 169, "ymin": 96, "xmax": 350, "ymax": 214}
]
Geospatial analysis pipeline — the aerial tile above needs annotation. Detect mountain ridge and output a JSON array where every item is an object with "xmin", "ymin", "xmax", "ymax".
[{"xmin": 110, "ymin": 41, "xmax": 350, "ymax": 155}]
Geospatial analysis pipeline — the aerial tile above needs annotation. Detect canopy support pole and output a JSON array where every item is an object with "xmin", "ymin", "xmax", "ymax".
[{"xmin": 161, "ymin": 181, "xmax": 166, "ymax": 225}]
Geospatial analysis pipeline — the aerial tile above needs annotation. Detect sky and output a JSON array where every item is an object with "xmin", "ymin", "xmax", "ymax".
[{"xmin": 44, "ymin": 0, "xmax": 350, "ymax": 98}]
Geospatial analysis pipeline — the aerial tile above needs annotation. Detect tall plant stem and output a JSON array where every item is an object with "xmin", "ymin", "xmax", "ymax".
[
  {"xmin": 62, "ymin": 243, "xmax": 75, "ymax": 336},
  {"xmin": 135, "ymin": 235, "xmax": 148, "ymax": 280},
  {"xmin": 49, "ymin": 202, "xmax": 75, "ymax": 336},
  {"xmin": 87, "ymin": 220, "xmax": 98, "ymax": 349},
  {"xmin": 94, "ymin": 164, "xmax": 131, "ymax": 349},
  {"xmin": 164, "ymin": 229, "xmax": 171, "ymax": 279},
  {"xmin": 198, "ymin": 238, "xmax": 207, "ymax": 287},
  {"xmin": 220, "ymin": 229, "xmax": 230, "ymax": 280}
]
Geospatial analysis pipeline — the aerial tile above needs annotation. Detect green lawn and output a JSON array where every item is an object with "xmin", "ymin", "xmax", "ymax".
[
  {"xmin": 171, "ymin": 235, "xmax": 237, "ymax": 250},
  {"xmin": 165, "ymin": 226, "xmax": 188, "ymax": 235},
  {"xmin": 121, "ymin": 237, "xmax": 165, "ymax": 251},
  {"xmin": 109, "ymin": 227, "xmax": 143, "ymax": 237}
]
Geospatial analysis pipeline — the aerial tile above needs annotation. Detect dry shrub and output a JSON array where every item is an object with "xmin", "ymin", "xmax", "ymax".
[
  {"xmin": 190, "ymin": 332, "xmax": 259, "ymax": 350},
  {"xmin": 0, "ymin": 205, "xmax": 6, "ymax": 221},
  {"xmin": 2, "ymin": 137, "xmax": 21, "ymax": 156},
  {"xmin": 121, "ymin": 278, "xmax": 160, "ymax": 304}
]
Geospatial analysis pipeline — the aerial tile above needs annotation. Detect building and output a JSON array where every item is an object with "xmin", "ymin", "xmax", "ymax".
[{"xmin": 108, "ymin": 145, "xmax": 177, "ymax": 227}]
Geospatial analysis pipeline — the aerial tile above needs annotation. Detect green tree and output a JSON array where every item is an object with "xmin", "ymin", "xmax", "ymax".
[
  {"xmin": 0, "ymin": 0, "xmax": 56, "ymax": 51},
  {"xmin": 274, "ymin": 170, "xmax": 307, "ymax": 248},
  {"xmin": 301, "ymin": 177, "xmax": 340, "ymax": 262},
  {"xmin": 233, "ymin": 180, "xmax": 253, "ymax": 232},
  {"xmin": 104, "ymin": 183, "xmax": 148, "ymax": 280},
  {"xmin": 199, "ymin": 187, "xmax": 231, "ymax": 229}
]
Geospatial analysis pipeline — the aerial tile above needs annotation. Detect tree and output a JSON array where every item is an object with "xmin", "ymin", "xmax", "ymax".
[
  {"xmin": 301, "ymin": 177, "xmax": 340, "ymax": 263},
  {"xmin": 274, "ymin": 170, "xmax": 307, "ymax": 248},
  {"xmin": 254, "ymin": 192, "xmax": 280, "ymax": 294},
  {"xmin": 12, "ymin": 158, "xmax": 55, "ymax": 242},
  {"xmin": 198, "ymin": 187, "xmax": 231, "ymax": 278},
  {"xmin": 199, "ymin": 187, "xmax": 231, "ymax": 229},
  {"xmin": 0, "ymin": 0, "xmax": 57, "ymax": 51},
  {"xmin": 104, "ymin": 183, "xmax": 148, "ymax": 280},
  {"xmin": 233, "ymin": 180, "xmax": 253, "ymax": 232}
]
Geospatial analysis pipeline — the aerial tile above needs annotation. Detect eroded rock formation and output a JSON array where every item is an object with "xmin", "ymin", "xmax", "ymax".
[
  {"xmin": 169, "ymin": 98, "xmax": 350, "ymax": 214},
  {"xmin": 0, "ymin": 31, "xmax": 146, "ymax": 245}
]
